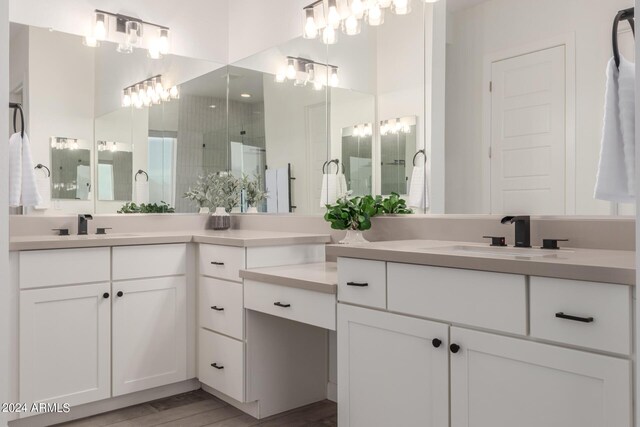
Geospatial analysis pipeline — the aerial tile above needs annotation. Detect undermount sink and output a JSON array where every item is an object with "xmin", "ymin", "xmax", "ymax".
[{"xmin": 426, "ymin": 245, "xmax": 573, "ymax": 259}]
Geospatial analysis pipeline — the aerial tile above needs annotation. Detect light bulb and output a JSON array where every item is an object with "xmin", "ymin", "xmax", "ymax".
[
  {"xmin": 148, "ymin": 40, "xmax": 161, "ymax": 59},
  {"xmin": 327, "ymin": 0, "xmax": 342, "ymax": 29},
  {"xmin": 51, "ymin": 138, "xmax": 56, "ymax": 148},
  {"xmin": 286, "ymin": 58, "xmax": 297, "ymax": 80},
  {"xmin": 329, "ymin": 67, "xmax": 339, "ymax": 87},
  {"xmin": 110, "ymin": 142, "xmax": 117, "ymax": 152},
  {"xmin": 125, "ymin": 21, "xmax": 140, "ymax": 47},
  {"xmin": 158, "ymin": 29, "xmax": 170, "ymax": 55},
  {"xmin": 322, "ymin": 25, "xmax": 338, "ymax": 45},
  {"xmin": 392, "ymin": 0, "xmax": 411, "ymax": 15},
  {"xmin": 343, "ymin": 15, "xmax": 361, "ymax": 35},
  {"xmin": 94, "ymin": 13, "xmax": 107, "ymax": 40},
  {"xmin": 351, "ymin": 0, "xmax": 365, "ymax": 17},
  {"xmin": 169, "ymin": 85, "xmax": 180, "ymax": 99},
  {"xmin": 122, "ymin": 88, "xmax": 132, "ymax": 107},
  {"xmin": 72, "ymin": 140, "xmax": 79, "ymax": 150},
  {"xmin": 155, "ymin": 77, "xmax": 164, "ymax": 94},
  {"xmin": 303, "ymin": 8, "xmax": 318, "ymax": 39},
  {"xmin": 314, "ymin": 79, "xmax": 324, "ymax": 91},
  {"xmin": 368, "ymin": 4, "xmax": 384, "ymax": 25},
  {"xmin": 275, "ymin": 67, "xmax": 287, "ymax": 83},
  {"xmin": 161, "ymin": 89, "xmax": 170, "ymax": 101},
  {"xmin": 146, "ymin": 80, "xmax": 155, "ymax": 98},
  {"xmin": 83, "ymin": 35, "xmax": 98, "ymax": 47}
]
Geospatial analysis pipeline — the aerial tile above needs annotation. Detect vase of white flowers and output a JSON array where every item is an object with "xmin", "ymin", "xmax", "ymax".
[
  {"xmin": 184, "ymin": 172, "xmax": 243, "ymax": 230},
  {"xmin": 242, "ymin": 174, "xmax": 268, "ymax": 213}
]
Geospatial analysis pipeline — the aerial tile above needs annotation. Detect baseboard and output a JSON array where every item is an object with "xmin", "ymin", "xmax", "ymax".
[
  {"xmin": 200, "ymin": 383, "xmax": 260, "ymax": 418},
  {"xmin": 327, "ymin": 382, "xmax": 337, "ymax": 403},
  {"xmin": 8, "ymin": 379, "xmax": 200, "ymax": 427}
]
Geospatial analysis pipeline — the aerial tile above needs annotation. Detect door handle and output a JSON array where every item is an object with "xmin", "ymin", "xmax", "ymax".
[
  {"xmin": 555, "ymin": 312, "xmax": 594, "ymax": 323},
  {"xmin": 211, "ymin": 363, "xmax": 224, "ymax": 370}
]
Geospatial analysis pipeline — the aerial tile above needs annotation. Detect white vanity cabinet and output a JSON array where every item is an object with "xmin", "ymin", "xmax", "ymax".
[{"xmin": 337, "ymin": 257, "xmax": 634, "ymax": 427}]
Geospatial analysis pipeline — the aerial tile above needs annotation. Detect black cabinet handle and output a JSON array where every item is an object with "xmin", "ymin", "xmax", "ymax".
[
  {"xmin": 117, "ymin": 291, "xmax": 124, "ymax": 297},
  {"xmin": 274, "ymin": 302, "xmax": 291, "ymax": 308},
  {"xmin": 211, "ymin": 261, "xmax": 225, "ymax": 266},
  {"xmin": 555, "ymin": 312, "xmax": 594, "ymax": 323},
  {"xmin": 211, "ymin": 363, "xmax": 224, "ymax": 370},
  {"xmin": 211, "ymin": 306, "xmax": 224, "ymax": 311},
  {"xmin": 432, "ymin": 338, "xmax": 442, "ymax": 348},
  {"xmin": 450, "ymin": 343, "xmax": 460, "ymax": 354},
  {"xmin": 346, "ymin": 282, "xmax": 369, "ymax": 287},
  {"xmin": 103, "ymin": 292, "xmax": 110, "ymax": 299}
]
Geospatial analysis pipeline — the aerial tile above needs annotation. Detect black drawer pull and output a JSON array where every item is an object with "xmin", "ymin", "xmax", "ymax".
[
  {"xmin": 346, "ymin": 282, "xmax": 369, "ymax": 287},
  {"xmin": 211, "ymin": 261, "xmax": 225, "ymax": 266},
  {"xmin": 274, "ymin": 302, "xmax": 291, "ymax": 308},
  {"xmin": 555, "ymin": 312, "xmax": 594, "ymax": 323},
  {"xmin": 211, "ymin": 363, "xmax": 224, "ymax": 370},
  {"xmin": 211, "ymin": 306, "xmax": 224, "ymax": 311}
]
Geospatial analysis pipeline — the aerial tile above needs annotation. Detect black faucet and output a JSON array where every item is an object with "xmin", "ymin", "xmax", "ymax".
[
  {"xmin": 501, "ymin": 216, "xmax": 531, "ymax": 248},
  {"xmin": 78, "ymin": 214, "xmax": 93, "ymax": 235}
]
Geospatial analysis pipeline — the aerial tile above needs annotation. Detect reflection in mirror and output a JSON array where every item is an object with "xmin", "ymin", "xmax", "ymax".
[
  {"xmin": 341, "ymin": 124, "xmax": 372, "ymax": 196},
  {"xmin": 380, "ymin": 116, "xmax": 417, "ymax": 196},
  {"xmin": 50, "ymin": 137, "xmax": 92, "ymax": 201},
  {"xmin": 445, "ymin": 0, "xmax": 635, "ymax": 216},
  {"xmin": 97, "ymin": 141, "xmax": 133, "ymax": 201}
]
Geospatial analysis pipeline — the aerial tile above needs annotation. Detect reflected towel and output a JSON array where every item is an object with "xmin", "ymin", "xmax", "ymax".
[
  {"xmin": 34, "ymin": 175, "xmax": 51, "ymax": 210},
  {"xmin": 9, "ymin": 132, "xmax": 42, "ymax": 207},
  {"xmin": 320, "ymin": 174, "xmax": 340, "ymax": 207},
  {"xmin": 337, "ymin": 173, "xmax": 348, "ymax": 198},
  {"xmin": 135, "ymin": 181, "xmax": 150, "ymax": 204},
  {"xmin": 408, "ymin": 163, "xmax": 429, "ymax": 210},
  {"xmin": 595, "ymin": 57, "xmax": 636, "ymax": 202}
]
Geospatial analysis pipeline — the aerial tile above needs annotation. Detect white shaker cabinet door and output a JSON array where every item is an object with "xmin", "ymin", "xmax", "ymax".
[
  {"xmin": 450, "ymin": 327, "xmax": 632, "ymax": 427},
  {"xmin": 112, "ymin": 276, "xmax": 187, "ymax": 396},
  {"xmin": 337, "ymin": 304, "xmax": 449, "ymax": 427},
  {"xmin": 20, "ymin": 283, "xmax": 111, "ymax": 408}
]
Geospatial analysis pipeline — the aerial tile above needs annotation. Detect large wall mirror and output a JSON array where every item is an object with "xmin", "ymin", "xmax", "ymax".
[{"xmin": 444, "ymin": 0, "xmax": 635, "ymax": 216}]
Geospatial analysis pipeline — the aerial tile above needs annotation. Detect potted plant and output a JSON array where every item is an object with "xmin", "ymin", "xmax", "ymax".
[
  {"xmin": 184, "ymin": 175, "xmax": 212, "ymax": 214},
  {"xmin": 242, "ymin": 174, "xmax": 268, "ymax": 213},
  {"xmin": 118, "ymin": 201, "xmax": 175, "ymax": 214},
  {"xmin": 324, "ymin": 192, "xmax": 413, "ymax": 244},
  {"xmin": 183, "ymin": 172, "xmax": 243, "ymax": 229}
]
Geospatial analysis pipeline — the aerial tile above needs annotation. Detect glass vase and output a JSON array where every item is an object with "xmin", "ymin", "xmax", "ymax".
[{"xmin": 339, "ymin": 229, "xmax": 369, "ymax": 244}]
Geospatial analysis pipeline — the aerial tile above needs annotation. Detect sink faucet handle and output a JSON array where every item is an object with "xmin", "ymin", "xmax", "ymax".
[
  {"xmin": 541, "ymin": 239, "xmax": 569, "ymax": 250},
  {"xmin": 483, "ymin": 236, "xmax": 507, "ymax": 247}
]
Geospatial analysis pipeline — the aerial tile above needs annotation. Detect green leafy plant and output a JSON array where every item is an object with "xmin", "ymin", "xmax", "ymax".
[
  {"xmin": 242, "ymin": 174, "xmax": 268, "ymax": 207},
  {"xmin": 183, "ymin": 172, "xmax": 243, "ymax": 213},
  {"xmin": 379, "ymin": 192, "xmax": 413, "ymax": 214},
  {"xmin": 118, "ymin": 201, "xmax": 175, "ymax": 214},
  {"xmin": 324, "ymin": 193, "xmax": 413, "ymax": 231}
]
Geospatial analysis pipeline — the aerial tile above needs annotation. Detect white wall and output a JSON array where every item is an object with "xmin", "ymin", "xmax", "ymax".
[
  {"xmin": 9, "ymin": 0, "xmax": 229, "ymax": 64},
  {"xmin": 445, "ymin": 0, "xmax": 634, "ymax": 214},
  {"xmin": 27, "ymin": 26, "xmax": 96, "ymax": 214},
  {"xmin": 0, "ymin": 0, "xmax": 10, "ymax": 425}
]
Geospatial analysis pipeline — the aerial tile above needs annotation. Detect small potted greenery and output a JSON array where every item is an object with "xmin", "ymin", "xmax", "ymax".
[
  {"xmin": 242, "ymin": 174, "xmax": 268, "ymax": 213},
  {"xmin": 183, "ymin": 172, "xmax": 243, "ymax": 230},
  {"xmin": 184, "ymin": 175, "xmax": 213, "ymax": 214},
  {"xmin": 324, "ymin": 192, "xmax": 412, "ymax": 244},
  {"xmin": 118, "ymin": 201, "xmax": 175, "ymax": 214}
]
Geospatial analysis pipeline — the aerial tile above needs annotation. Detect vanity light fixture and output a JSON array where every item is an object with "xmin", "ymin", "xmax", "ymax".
[
  {"xmin": 84, "ymin": 9, "xmax": 171, "ymax": 59},
  {"xmin": 275, "ymin": 56, "xmax": 339, "ymax": 91},
  {"xmin": 303, "ymin": 0, "xmax": 440, "ymax": 45},
  {"xmin": 51, "ymin": 137, "xmax": 79, "ymax": 150},
  {"xmin": 122, "ymin": 75, "xmax": 177, "ymax": 109}
]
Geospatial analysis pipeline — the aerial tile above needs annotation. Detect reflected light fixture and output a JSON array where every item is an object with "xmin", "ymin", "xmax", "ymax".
[
  {"xmin": 302, "ymin": 0, "xmax": 439, "ymax": 45},
  {"xmin": 122, "ymin": 75, "xmax": 177, "ymax": 109},
  {"xmin": 83, "ymin": 9, "xmax": 171, "ymax": 59},
  {"xmin": 241, "ymin": 93, "xmax": 252, "ymax": 98},
  {"xmin": 275, "ymin": 56, "xmax": 338, "ymax": 91}
]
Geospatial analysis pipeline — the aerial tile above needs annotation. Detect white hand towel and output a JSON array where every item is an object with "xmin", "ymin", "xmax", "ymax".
[
  {"xmin": 408, "ymin": 163, "xmax": 429, "ymax": 210},
  {"xmin": 595, "ymin": 57, "xmax": 636, "ymax": 202},
  {"xmin": 34, "ymin": 174, "xmax": 51, "ymax": 210},
  {"xmin": 337, "ymin": 173, "xmax": 348, "ymax": 198},
  {"xmin": 320, "ymin": 174, "xmax": 339, "ymax": 207},
  {"xmin": 9, "ymin": 132, "xmax": 42, "ymax": 207},
  {"xmin": 135, "ymin": 181, "xmax": 150, "ymax": 204}
]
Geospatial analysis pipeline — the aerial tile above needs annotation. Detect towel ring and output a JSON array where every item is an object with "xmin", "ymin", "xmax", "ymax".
[
  {"xmin": 34, "ymin": 164, "xmax": 51, "ymax": 177},
  {"xmin": 412, "ymin": 149, "xmax": 427, "ymax": 167},
  {"xmin": 322, "ymin": 159, "xmax": 343, "ymax": 175},
  {"xmin": 135, "ymin": 169, "xmax": 149, "ymax": 182}
]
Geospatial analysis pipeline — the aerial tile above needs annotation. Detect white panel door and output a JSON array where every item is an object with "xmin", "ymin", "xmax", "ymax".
[
  {"xmin": 20, "ymin": 283, "xmax": 111, "ymax": 408},
  {"xmin": 112, "ymin": 276, "xmax": 187, "ymax": 396},
  {"xmin": 338, "ymin": 304, "xmax": 449, "ymax": 427},
  {"xmin": 491, "ymin": 45, "xmax": 566, "ymax": 214},
  {"xmin": 450, "ymin": 327, "xmax": 632, "ymax": 427}
]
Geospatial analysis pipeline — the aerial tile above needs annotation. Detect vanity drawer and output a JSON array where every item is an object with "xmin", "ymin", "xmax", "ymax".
[
  {"xmin": 337, "ymin": 258, "xmax": 386, "ymax": 309},
  {"xmin": 530, "ymin": 277, "xmax": 632, "ymax": 354},
  {"xmin": 20, "ymin": 247, "xmax": 110, "ymax": 289},
  {"xmin": 244, "ymin": 280, "xmax": 336, "ymax": 330},
  {"xmin": 199, "ymin": 245, "xmax": 246, "ymax": 283},
  {"xmin": 387, "ymin": 263, "xmax": 527, "ymax": 335},
  {"xmin": 199, "ymin": 277, "xmax": 244, "ymax": 340},
  {"xmin": 198, "ymin": 329, "xmax": 244, "ymax": 402},
  {"xmin": 113, "ymin": 244, "xmax": 186, "ymax": 280}
]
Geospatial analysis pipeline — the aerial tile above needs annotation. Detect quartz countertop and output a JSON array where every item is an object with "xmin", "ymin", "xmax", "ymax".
[
  {"xmin": 240, "ymin": 262, "xmax": 337, "ymax": 294},
  {"xmin": 10, "ymin": 230, "xmax": 331, "ymax": 251},
  {"xmin": 327, "ymin": 240, "xmax": 635, "ymax": 286}
]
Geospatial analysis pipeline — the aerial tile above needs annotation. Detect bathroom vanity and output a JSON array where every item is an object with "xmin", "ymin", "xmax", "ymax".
[{"xmin": 329, "ymin": 241, "xmax": 635, "ymax": 427}]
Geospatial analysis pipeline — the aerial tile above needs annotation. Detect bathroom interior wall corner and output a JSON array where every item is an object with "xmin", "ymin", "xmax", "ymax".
[{"xmin": 1, "ymin": 0, "xmax": 10, "ymax": 425}]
